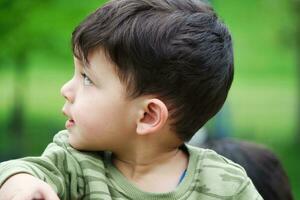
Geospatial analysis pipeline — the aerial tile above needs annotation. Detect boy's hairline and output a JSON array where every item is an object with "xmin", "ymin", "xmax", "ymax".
[
  {"xmin": 73, "ymin": 46, "xmax": 156, "ymax": 98},
  {"xmin": 73, "ymin": 46, "xmax": 120, "ymax": 77}
]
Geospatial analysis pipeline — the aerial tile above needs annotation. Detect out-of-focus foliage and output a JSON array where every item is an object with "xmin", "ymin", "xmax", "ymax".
[
  {"xmin": 0, "ymin": 0, "xmax": 107, "ymax": 156},
  {"xmin": 0, "ymin": 0, "xmax": 105, "ymax": 63},
  {"xmin": 0, "ymin": 0, "xmax": 299, "ymax": 198},
  {"xmin": 211, "ymin": 0, "xmax": 299, "ymax": 198}
]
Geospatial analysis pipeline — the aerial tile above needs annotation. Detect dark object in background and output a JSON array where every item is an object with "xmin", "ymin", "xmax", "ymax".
[{"xmin": 199, "ymin": 139, "xmax": 294, "ymax": 200}]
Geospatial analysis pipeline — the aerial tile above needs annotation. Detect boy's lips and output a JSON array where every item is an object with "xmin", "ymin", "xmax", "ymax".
[
  {"xmin": 62, "ymin": 108, "xmax": 75, "ymax": 129},
  {"xmin": 65, "ymin": 119, "xmax": 75, "ymax": 129}
]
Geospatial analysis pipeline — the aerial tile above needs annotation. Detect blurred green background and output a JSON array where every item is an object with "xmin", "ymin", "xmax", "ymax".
[{"xmin": 0, "ymin": 0, "xmax": 299, "ymax": 198}]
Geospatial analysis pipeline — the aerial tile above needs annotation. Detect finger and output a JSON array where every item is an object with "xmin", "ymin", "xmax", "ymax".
[
  {"xmin": 11, "ymin": 192, "xmax": 41, "ymax": 200},
  {"xmin": 38, "ymin": 186, "xmax": 60, "ymax": 200}
]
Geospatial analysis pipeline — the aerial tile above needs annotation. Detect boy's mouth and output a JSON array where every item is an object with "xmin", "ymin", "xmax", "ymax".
[{"xmin": 66, "ymin": 119, "xmax": 75, "ymax": 129}]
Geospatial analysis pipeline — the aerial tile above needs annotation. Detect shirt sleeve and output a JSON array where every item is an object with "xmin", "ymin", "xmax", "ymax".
[
  {"xmin": 235, "ymin": 177, "xmax": 264, "ymax": 200},
  {"xmin": 0, "ymin": 130, "xmax": 84, "ymax": 200}
]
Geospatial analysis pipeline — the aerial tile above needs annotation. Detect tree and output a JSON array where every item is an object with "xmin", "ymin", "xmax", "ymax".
[
  {"xmin": 292, "ymin": 0, "xmax": 300, "ymax": 143},
  {"xmin": 0, "ymin": 1, "xmax": 44, "ymax": 139},
  {"xmin": 0, "ymin": 0, "xmax": 106, "ymax": 154}
]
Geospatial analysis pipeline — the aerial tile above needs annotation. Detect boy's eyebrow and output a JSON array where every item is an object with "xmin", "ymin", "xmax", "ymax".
[
  {"xmin": 82, "ymin": 62, "xmax": 94, "ymax": 73},
  {"xmin": 83, "ymin": 66, "xmax": 93, "ymax": 76},
  {"xmin": 82, "ymin": 62, "xmax": 98, "ymax": 80},
  {"xmin": 77, "ymin": 59, "xmax": 92, "ymax": 72},
  {"xmin": 74, "ymin": 57, "xmax": 97, "ymax": 79},
  {"xmin": 79, "ymin": 59, "xmax": 90, "ymax": 69}
]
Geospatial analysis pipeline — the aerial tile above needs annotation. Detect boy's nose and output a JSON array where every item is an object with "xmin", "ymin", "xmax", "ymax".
[{"xmin": 61, "ymin": 79, "xmax": 75, "ymax": 103}]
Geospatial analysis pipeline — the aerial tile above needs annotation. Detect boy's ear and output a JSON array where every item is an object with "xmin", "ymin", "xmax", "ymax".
[{"xmin": 136, "ymin": 99, "xmax": 169, "ymax": 135}]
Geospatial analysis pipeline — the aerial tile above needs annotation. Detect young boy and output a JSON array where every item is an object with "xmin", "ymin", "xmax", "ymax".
[{"xmin": 0, "ymin": 0, "xmax": 263, "ymax": 199}]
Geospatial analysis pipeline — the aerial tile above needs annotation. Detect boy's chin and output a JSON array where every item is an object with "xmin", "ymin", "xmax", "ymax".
[
  {"xmin": 68, "ymin": 135, "xmax": 94, "ymax": 151},
  {"xmin": 68, "ymin": 134, "xmax": 83, "ymax": 150}
]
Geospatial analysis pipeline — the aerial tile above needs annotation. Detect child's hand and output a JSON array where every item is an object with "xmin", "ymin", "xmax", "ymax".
[{"xmin": 0, "ymin": 173, "xmax": 60, "ymax": 200}]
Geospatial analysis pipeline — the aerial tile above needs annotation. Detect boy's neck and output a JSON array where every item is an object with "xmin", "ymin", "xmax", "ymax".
[{"xmin": 112, "ymin": 143, "xmax": 189, "ymax": 193}]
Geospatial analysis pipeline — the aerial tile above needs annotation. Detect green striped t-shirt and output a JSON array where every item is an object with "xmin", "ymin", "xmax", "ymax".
[{"xmin": 0, "ymin": 130, "xmax": 263, "ymax": 199}]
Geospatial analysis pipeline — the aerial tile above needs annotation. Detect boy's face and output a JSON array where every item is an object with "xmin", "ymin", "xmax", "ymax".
[{"xmin": 61, "ymin": 49, "xmax": 136, "ymax": 151}]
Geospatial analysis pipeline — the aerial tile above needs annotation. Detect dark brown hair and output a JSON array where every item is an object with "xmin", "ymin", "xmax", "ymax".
[{"xmin": 72, "ymin": 0, "xmax": 234, "ymax": 141}]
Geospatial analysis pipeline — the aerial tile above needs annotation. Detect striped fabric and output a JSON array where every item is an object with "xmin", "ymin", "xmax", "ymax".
[{"xmin": 0, "ymin": 130, "xmax": 263, "ymax": 200}]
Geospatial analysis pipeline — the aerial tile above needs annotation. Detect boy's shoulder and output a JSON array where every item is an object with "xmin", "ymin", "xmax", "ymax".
[
  {"xmin": 188, "ymin": 143, "xmax": 248, "ymax": 173},
  {"xmin": 50, "ymin": 132, "xmax": 261, "ymax": 199},
  {"xmin": 187, "ymin": 145, "xmax": 261, "ymax": 199},
  {"xmin": 50, "ymin": 130, "xmax": 105, "ymax": 162}
]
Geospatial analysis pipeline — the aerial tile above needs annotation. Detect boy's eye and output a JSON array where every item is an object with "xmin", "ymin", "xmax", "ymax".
[{"xmin": 81, "ymin": 73, "xmax": 93, "ymax": 86}]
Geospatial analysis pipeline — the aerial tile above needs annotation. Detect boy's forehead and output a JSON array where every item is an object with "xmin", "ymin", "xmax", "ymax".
[
  {"xmin": 73, "ymin": 50, "xmax": 118, "ymax": 76},
  {"xmin": 73, "ymin": 49, "xmax": 110, "ymax": 66}
]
